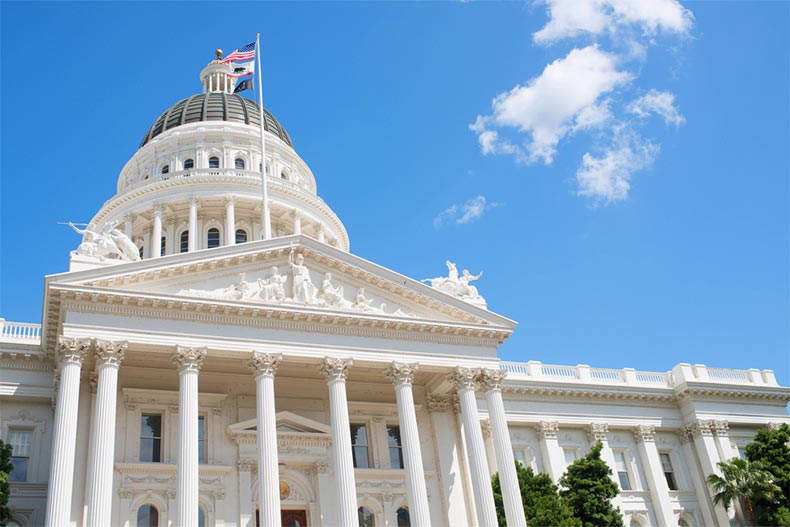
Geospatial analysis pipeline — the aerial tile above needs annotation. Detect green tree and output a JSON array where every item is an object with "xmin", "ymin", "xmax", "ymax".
[
  {"xmin": 0, "ymin": 439, "xmax": 13, "ymax": 526},
  {"xmin": 707, "ymin": 457, "xmax": 783, "ymax": 527},
  {"xmin": 744, "ymin": 424, "xmax": 790, "ymax": 526},
  {"xmin": 559, "ymin": 442, "xmax": 624, "ymax": 527},
  {"xmin": 492, "ymin": 462, "xmax": 581, "ymax": 527}
]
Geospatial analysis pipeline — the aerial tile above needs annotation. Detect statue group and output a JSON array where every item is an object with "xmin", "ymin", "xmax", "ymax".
[
  {"xmin": 423, "ymin": 261, "xmax": 487, "ymax": 307},
  {"xmin": 67, "ymin": 222, "xmax": 140, "ymax": 262}
]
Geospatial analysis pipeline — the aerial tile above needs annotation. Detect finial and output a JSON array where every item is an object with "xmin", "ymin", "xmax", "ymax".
[
  {"xmin": 256, "ymin": 33, "xmax": 261, "ymax": 39},
  {"xmin": 215, "ymin": 49, "xmax": 223, "ymax": 60}
]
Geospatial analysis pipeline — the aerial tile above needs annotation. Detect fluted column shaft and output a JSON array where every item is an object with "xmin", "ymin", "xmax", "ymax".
[
  {"xmin": 225, "ymin": 196, "xmax": 236, "ymax": 246},
  {"xmin": 633, "ymin": 426, "xmax": 676, "ymax": 527},
  {"xmin": 481, "ymin": 369, "xmax": 527, "ymax": 527},
  {"xmin": 293, "ymin": 210, "xmax": 302, "ymax": 235},
  {"xmin": 386, "ymin": 363, "xmax": 432, "ymax": 527},
  {"xmin": 45, "ymin": 337, "xmax": 91, "ymax": 526},
  {"xmin": 151, "ymin": 205, "xmax": 163, "ymax": 258},
  {"xmin": 320, "ymin": 358, "xmax": 359, "ymax": 527},
  {"xmin": 188, "ymin": 199, "xmax": 198, "ymax": 252},
  {"xmin": 173, "ymin": 346, "xmax": 206, "ymax": 527},
  {"xmin": 249, "ymin": 353, "xmax": 282, "ymax": 527},
  {"xmin": 85, "ymin": 340, "xmax": 127, "ymax": 527},
  {"xmin": 451, "ymin": 368, "xmax": 498, "ymax": 527}
]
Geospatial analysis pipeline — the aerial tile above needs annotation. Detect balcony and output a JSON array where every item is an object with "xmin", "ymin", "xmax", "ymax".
[{"xmin": 0, "ymin": 319, "xmax": 41, "ymax": 346}]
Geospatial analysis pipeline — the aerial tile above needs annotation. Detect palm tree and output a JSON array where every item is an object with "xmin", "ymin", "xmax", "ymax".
[{"xmin": 707, "ymin": 457, "xmax": 782, "ymax": 527}]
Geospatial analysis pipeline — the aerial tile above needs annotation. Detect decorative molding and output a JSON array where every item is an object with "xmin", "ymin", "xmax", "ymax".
[
  {"xmin": 632, "ymin": 425, "xmax": 655, "ymax": 443},
  {"xmin": 685, "ymin": 419, "xmax": 714, "ymax": 438},
  {"xmin": 478, "ymin": 368, "xmax": 507, "ymax": 391},
  {"xmin": 94, "ymin": 338, "xmax": 127, "ymax": 367},
  {"xmin": 172, "ymin": 345, "xmax": 206, "ymax": 373},
  {"xmin": 536, "ymin": 421, "xmax": 559, "ymax": 440},
  {"xmin": 481, "ymin": 419, "xmax": 492, "ymax": 440},
  {"xmin": 56, "ymin": 336, "xmax": 91, "ymax": 365},
  {"xmin": 449, "ymin": 367, "xmax": 479, "ymax": 391},
  {"xmin": 311, "ymin": 462, "xmax": 330, "ymax": 475},
  {"xmin": 247, "ymin": 352, "xmax": 282, "ymax": 377},
  {"xmin": 385, "ymin": 362, "xmax": 418, "ymax": 386},
  {"xmin": 712, "ymin": 420, "xmax": 729, "ymax": 437},
  {"xmin": 426, "ymin": 393, "xmax": 450, "ymax": 413},
  {"xmin": 238, "ymin": 459, "xmax": 257, "ymax": 472},
  {"xmin": 319, "ymin": 357, "xmax": 352, "ymax": 382},
  {"xmin": 587, "ymin": 423, "xmax": 610, "ymax": 443}
]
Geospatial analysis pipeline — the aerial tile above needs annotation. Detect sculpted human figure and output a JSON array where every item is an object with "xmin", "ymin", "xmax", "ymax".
[
  {"xmin": 354, "ymin": 288, "xmax": 375, "ymax": 312},
  {"xmin": 257, "ymin": 266, "xmax": 287, "ymax": 302},
  {"xmin": 458, "ymin": 269, "xmax": 483, "ymax": 299},
  {"xmin": 107, "ymin": 222, "xmax": 141, "ymax": 261},
  {"xmin": 288, "ymin": 249, "xmax": 316, "ymax": 304},
  {"xmin": 318, "ymin": 272, "xmax": 347, "ymax": 307},
  {"xmin": 68, "ymin": 222, "xmax": 126, "ymax": 261}
]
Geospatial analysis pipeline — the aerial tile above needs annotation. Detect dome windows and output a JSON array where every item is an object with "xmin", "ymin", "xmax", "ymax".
[
  {"xmin": 183, "ymin": 159, "xmax": 194, "ymax": 170},
  {"xmin": 281, "ymin": 171, "xmax": 288, "ymax": 180},
  {"xmin": 209, "ymin": 156, "xmax": 220, "ymax": 169},
  {"xmin": 207, "ymin": 227, "xmax": 220, "ymax": 248},
  {"xmin": 180, "ymin": 231, "xmax": 189, "ymax": 253},
  {"xmin": 161, "ymin": 164, "xmax": 169, "ymax": 175},
  {"xmin": 235, "ymin": 229, "xmax": 248, "ymax": 244},
  {"xmin": 235, "ymin": 158, "xmax": 245, "ymax": 170}
]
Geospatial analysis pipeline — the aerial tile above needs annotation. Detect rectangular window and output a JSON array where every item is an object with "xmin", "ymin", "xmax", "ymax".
[
  {"xmin": 198, "ymin": 416, "xmax": 206, "ymax": 464},
  {"xmin": 350, "ymin": 424, "xmax": 370, "ymax": 468},
  {"xmin": 513, "ymin": 449, "xmax": 528, "ymax": 468},
  {"xmin": 387, "ymin": 425, "xmax": 404, "ymax": 469},
  {"xmin": 563, "ymin": 448, "xmax": 578, "ymax": 467},
  {"xmin": 660, "ymin": 453, "xmax": 678, "ymax": 490},
  {"xmin": 614, "ymin": 451, "xmax": 632, "ymax": 491},
  {"xmin": 140, "ymin": 414, "xmax": 162, "ymax": 462},
  {"xmin": 8, "ymin": 430, "xmax": 32, "ymax": 482}
]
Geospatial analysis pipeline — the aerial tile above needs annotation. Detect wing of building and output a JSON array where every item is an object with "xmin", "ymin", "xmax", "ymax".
[{"xmin": 1, "ymin": 54, "xmax": 788, "ymax": 527}]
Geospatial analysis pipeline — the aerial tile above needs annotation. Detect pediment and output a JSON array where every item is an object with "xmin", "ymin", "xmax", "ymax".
[
  {"xmin": 228, "ymin": 411, "xmax": 331, "ymax": 435},
  {"xmin": 46, "ymin": 235, "xmax": 516, "ymax": 332}
]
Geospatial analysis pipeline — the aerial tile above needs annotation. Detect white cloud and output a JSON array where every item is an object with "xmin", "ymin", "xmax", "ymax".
[
  {"xmin": 627, "ymin": 89, "xmax": 685, "ymax": 127},
  {"xmin": 533, "ymin": 0, "xmax": 694, "ymax": 44},
  {"xmin": 576, "ymin": 128, "xmax": 659, "ymax": 204},
  {"xmin": 433, "ymin": 196, "xmax": 500, "ymax": 227},
  {"xmin": 471, "ymin": 46, "xmax": 630, "ymax": 164}
]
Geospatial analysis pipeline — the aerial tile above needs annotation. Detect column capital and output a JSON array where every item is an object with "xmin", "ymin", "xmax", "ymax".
[
  {"xmin": 684, "ymin": 419, "xmax": 714, "ymax": 438},
  {"xmin": 449, "ymin": 367, "xmax": 479, "ymax": 391},
  {"xmin": 172, "ymin": 345, "xmax": 207, "ymax": 373},
  {"xmin": 291, "ymin": 209, "xmax": 302, "ymax": 219},
  {"xmin": 247, "ymin": 352, "xmax": 282, "ymax": 376},
  {"xmin": 94, "ymin": 339, "xmax": 127, "ymax": 367},
  {"xmin": 319, "ymin": 357, "xmax": 352, "ymax": 381},
  {"xmin": 478, "ymin": 368, "xmax": 507, "ymax": 391},
  {"xmin": 712, "ymin": 419, "xmax": 729, "ymax": 437},
  {"xmin": 188, "ymin": 197, "xmax": 200, "ymax": 207},
  {"xmin": 385, "ymin": 362, "xmax": 418, "ymax": 386},
  {"xmin": 123, "ymin": 212, "xmax": 135, "ymax": 222},
  {"xmin": 224, "ymin": 194, "xmax": 237, "ymax": 206},
  {"xmin": 586, "ymin": 422, "xmax": 610, "ymax": 443},
  {"xmin": 632, "ymin": 424, "xmax": 656, "ymax": 443},
  {"xmin": 311, "ymin": 461, "xmax": 330, "ymax": 476},
  {"xmin": 426, "ymin": 393, "xmax": 451, "ymax": 413},
  {"xmin": 535, "ymin": 421, "xmax": 559, "ymax": 440},
  {"xmin": 152, "ymin": 203, "xmax": 164, "ymax": 214},
  {"xmin": 56, "ymin": 336, "xmax": 91, "ymax": 365}
]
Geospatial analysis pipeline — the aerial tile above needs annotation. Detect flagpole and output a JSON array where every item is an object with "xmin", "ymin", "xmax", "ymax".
[{"xmin": 256, "ymin": 33, "xmax": 271, "ymax": 240}]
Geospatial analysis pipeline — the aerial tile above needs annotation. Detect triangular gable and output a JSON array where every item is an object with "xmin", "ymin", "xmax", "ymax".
[{"xmin": 228, "ymin": 411, "xmax": 332, "ymax": 435}]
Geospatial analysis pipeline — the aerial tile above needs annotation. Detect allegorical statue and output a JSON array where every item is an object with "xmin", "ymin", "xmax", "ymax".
[
  {"xmin": 288, "ymin": 248, "xmax": 316, "ymax": 304},
  {"xmin": 67, "ymin": 221, "xmax": 140, "ymax": 262},
  {"xmin": 422, "ymin": 261, "xmax": 487, "ymax": 307},
  {"xmin": 257, "ymin": 266, "xmax": 287, "ymax": 302},
  {"xmin": 318, "ymin": 272, "xmax": 349, "ymax": 307}
]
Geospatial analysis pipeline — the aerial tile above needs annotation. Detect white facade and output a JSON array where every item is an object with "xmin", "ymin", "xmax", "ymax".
[{"xmin": 1, "ymin": 57, "xmax": 788, "ymax": 527}]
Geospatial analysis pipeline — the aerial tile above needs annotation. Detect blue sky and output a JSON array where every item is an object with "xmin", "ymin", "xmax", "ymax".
[{"xmin": 1, "ymin": 1, "xmax": 788, "ymax": 384}]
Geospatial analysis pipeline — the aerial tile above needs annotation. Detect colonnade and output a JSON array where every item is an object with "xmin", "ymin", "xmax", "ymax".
[{"xmin": 44, "ymin": 336, "xmax": 527, "ymax": 527}]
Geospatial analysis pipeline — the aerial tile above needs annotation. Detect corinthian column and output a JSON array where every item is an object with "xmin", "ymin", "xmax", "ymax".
[
  {"xmin": 151, "ymin": 204, "xmax": 163, "ymax": 258},
  {"xmin": 449, "ymin": 367, "xmax": 497, "ymax": 527},
  {"xmin": 319, "ymin": 358, "xmax": 359, "ymax": 527},
  {"xmin": 248, "ymin": 352, "xmax": 282, "ymax": 527},
  {"xmin": 188, "ymin": 198, "xmax": 198, "ymax": 252},
  {"xmin": 385, "ymin": 363, "xmax": 432, "ymax": 527},
  {"xmin": 479, "ymin": 369, "xmax": 527, "ymax": 527},
  {"xmin": 225, "ymin": 195, "xmax": 236, "ymax": 246},
  {"xmin": 85, "ymin": 339, "xmax": 127, "ymax": 527},
  {"xmin": 173, "ymin": 345, "xmax": 207, "ymax": 527},
  {"xmin": 45, "ymin": 337, "xmax": 91, "ymax": 526}
]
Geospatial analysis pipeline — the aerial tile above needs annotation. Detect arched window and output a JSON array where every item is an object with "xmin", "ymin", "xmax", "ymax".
[
  {"xmin": 161, "ymin": 165, "xmax": 169, "ymax": 175},
  {"xmin": 138, "ymin": 245, "xmax": 144, "ymax": 259},
  {"xmin": 209, "ymin": 156, "xmax": 220, "ymax": 169},
  {"xmin": 180, "ymin": 231, "xmax": 189, "ymax": 253},
  {"xmin": 358, "ymin": 507, "xmax": 375, "ymax": 527},
  {"xmin": 198, "ymin": 507, "xmax": 206, "ymax": 527},
  {"xmin": 235, "ymin": 158, "xmax": 245, "ymax": 170},
  {"xmin": 281, "ymin": 171, "xmax": 288, "ymax": 180},
  {"xmin": 160, "ymin": 236, "xmax": 166, "ymax": 255},
  {"xmin": 207, "ymin": 228, "xmax": 220, "ymax": 249},
  {"xmin": 678, "ymin": 520, "xmax": 690, "ymax": 527},
  {"xmin": 235, "ymin": 229, "xmax": 248, "ymax": 244},
  {"xmin": 396, "ymin": 507, "xmax": 411, "ymax": 527},
  {"xmin": 137, "ymin": 504, "xmax": 159, "ymax": 527},
  {"xmin": 184, "ymin": 158, "xmax": 194, "ymax": 170}
]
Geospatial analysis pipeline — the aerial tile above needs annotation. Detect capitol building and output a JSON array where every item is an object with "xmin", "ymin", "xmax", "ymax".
[{"xmin": 1, "ymin": 54, "xmax": 788, "ymax": 527}]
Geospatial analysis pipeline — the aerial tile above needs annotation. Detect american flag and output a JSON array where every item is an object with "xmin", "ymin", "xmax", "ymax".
[{"xmin": 222, "ymin": 42, "xmax": 255, "ymax": 63}]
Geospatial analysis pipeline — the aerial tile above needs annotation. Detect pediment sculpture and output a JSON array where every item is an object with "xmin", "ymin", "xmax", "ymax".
[
  {"xmin": 423, "ymin": 261, "xmax": 487, "ymax": 308},
  {"xmin": 177, "ymin": 249, "xmax": 416, "ymax": 318},
  {"xmin": 66, "ymin": 221, "xmax": 140, "ymax": 262}
]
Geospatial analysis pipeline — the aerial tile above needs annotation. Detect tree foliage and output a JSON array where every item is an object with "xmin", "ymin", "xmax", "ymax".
[
  {"xmin": 744, "ymin": 424, "xmax": 790, "ymax": 526},
  {"xmin": 559, "ymin": 442, "xmax": 624, "ymax": 527},
  {"xmin": 0, "ymin": 439, "xmax": 13, "ymax": 525},
  {"xmin": 492, "ymin": 462, "xmax": 581, "ymax": 527},
  {"xmin": 707, "ymin": 457, "xmax": 783, "ymax": 527}
]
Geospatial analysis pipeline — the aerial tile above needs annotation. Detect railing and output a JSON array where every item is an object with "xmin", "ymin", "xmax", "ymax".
[
  {"xmin": 498, "ymin": 360, "xmax": 777, "ymax": 387},
  {"xmin": 0, "ymin": 319, "xmax": 42, "ymax": 344},
  {"xmin": 124, "ymin": 168, "xmax": 317, "ymax": 196}
]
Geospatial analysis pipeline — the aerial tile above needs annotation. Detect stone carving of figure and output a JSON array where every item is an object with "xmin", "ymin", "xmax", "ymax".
[
  {"xmin": 179, "ymin": 272, "xmax": 252, "ymax": 301},
  {"xmin": 257, "ymin": 267, "xmax": 287, "ymax": 303},
  {"xmin": 318, "ymin": 273, "xmax": 349, "ymax": 307},
  {"xmin": 353, "ymin": 288, "xmax": 375, "ymax": 312},
  {"xmin": 68, "ymin": 222, "xmax": 125, "ymax": 261},
  {"xmin": 458, "ymin": 269, "xmax": 483, "ymax": 300},
  {"xmin": 108, "ymin": 223, "xmax": 141, "ymax": 261},
  {"xmin": 422, "ymin": 261, "xmax": 487, "ymax": 307},
  {"xmin": 288, "ymin": 249, "xmax": 316, "ymax": 304}
]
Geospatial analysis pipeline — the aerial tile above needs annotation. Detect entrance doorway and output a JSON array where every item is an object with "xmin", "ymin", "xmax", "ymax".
[{"xmin": 256, "ymin": 509, "xmax": 308, "ymax": 526}]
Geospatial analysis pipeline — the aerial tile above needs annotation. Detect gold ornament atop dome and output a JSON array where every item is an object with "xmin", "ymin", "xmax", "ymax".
[{"xmin": 215, "ymin": 49, "xmax": 223, "ymax": 60}]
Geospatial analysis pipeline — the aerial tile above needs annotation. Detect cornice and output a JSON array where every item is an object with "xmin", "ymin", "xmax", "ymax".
[
  {"xmin": 0, "ymin": 351, "xmax": 51, "ymax": 371},
  {"xmin": 503, "ymin": 385, "xmax": 676, "ymax": 402},
  {"xmin": 676, "ymin": 385, "xmax": 790, "ymax": 402},
  {"xmin": 115, "ymin": 462, "xmax": 232, "ymax": 477}
]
